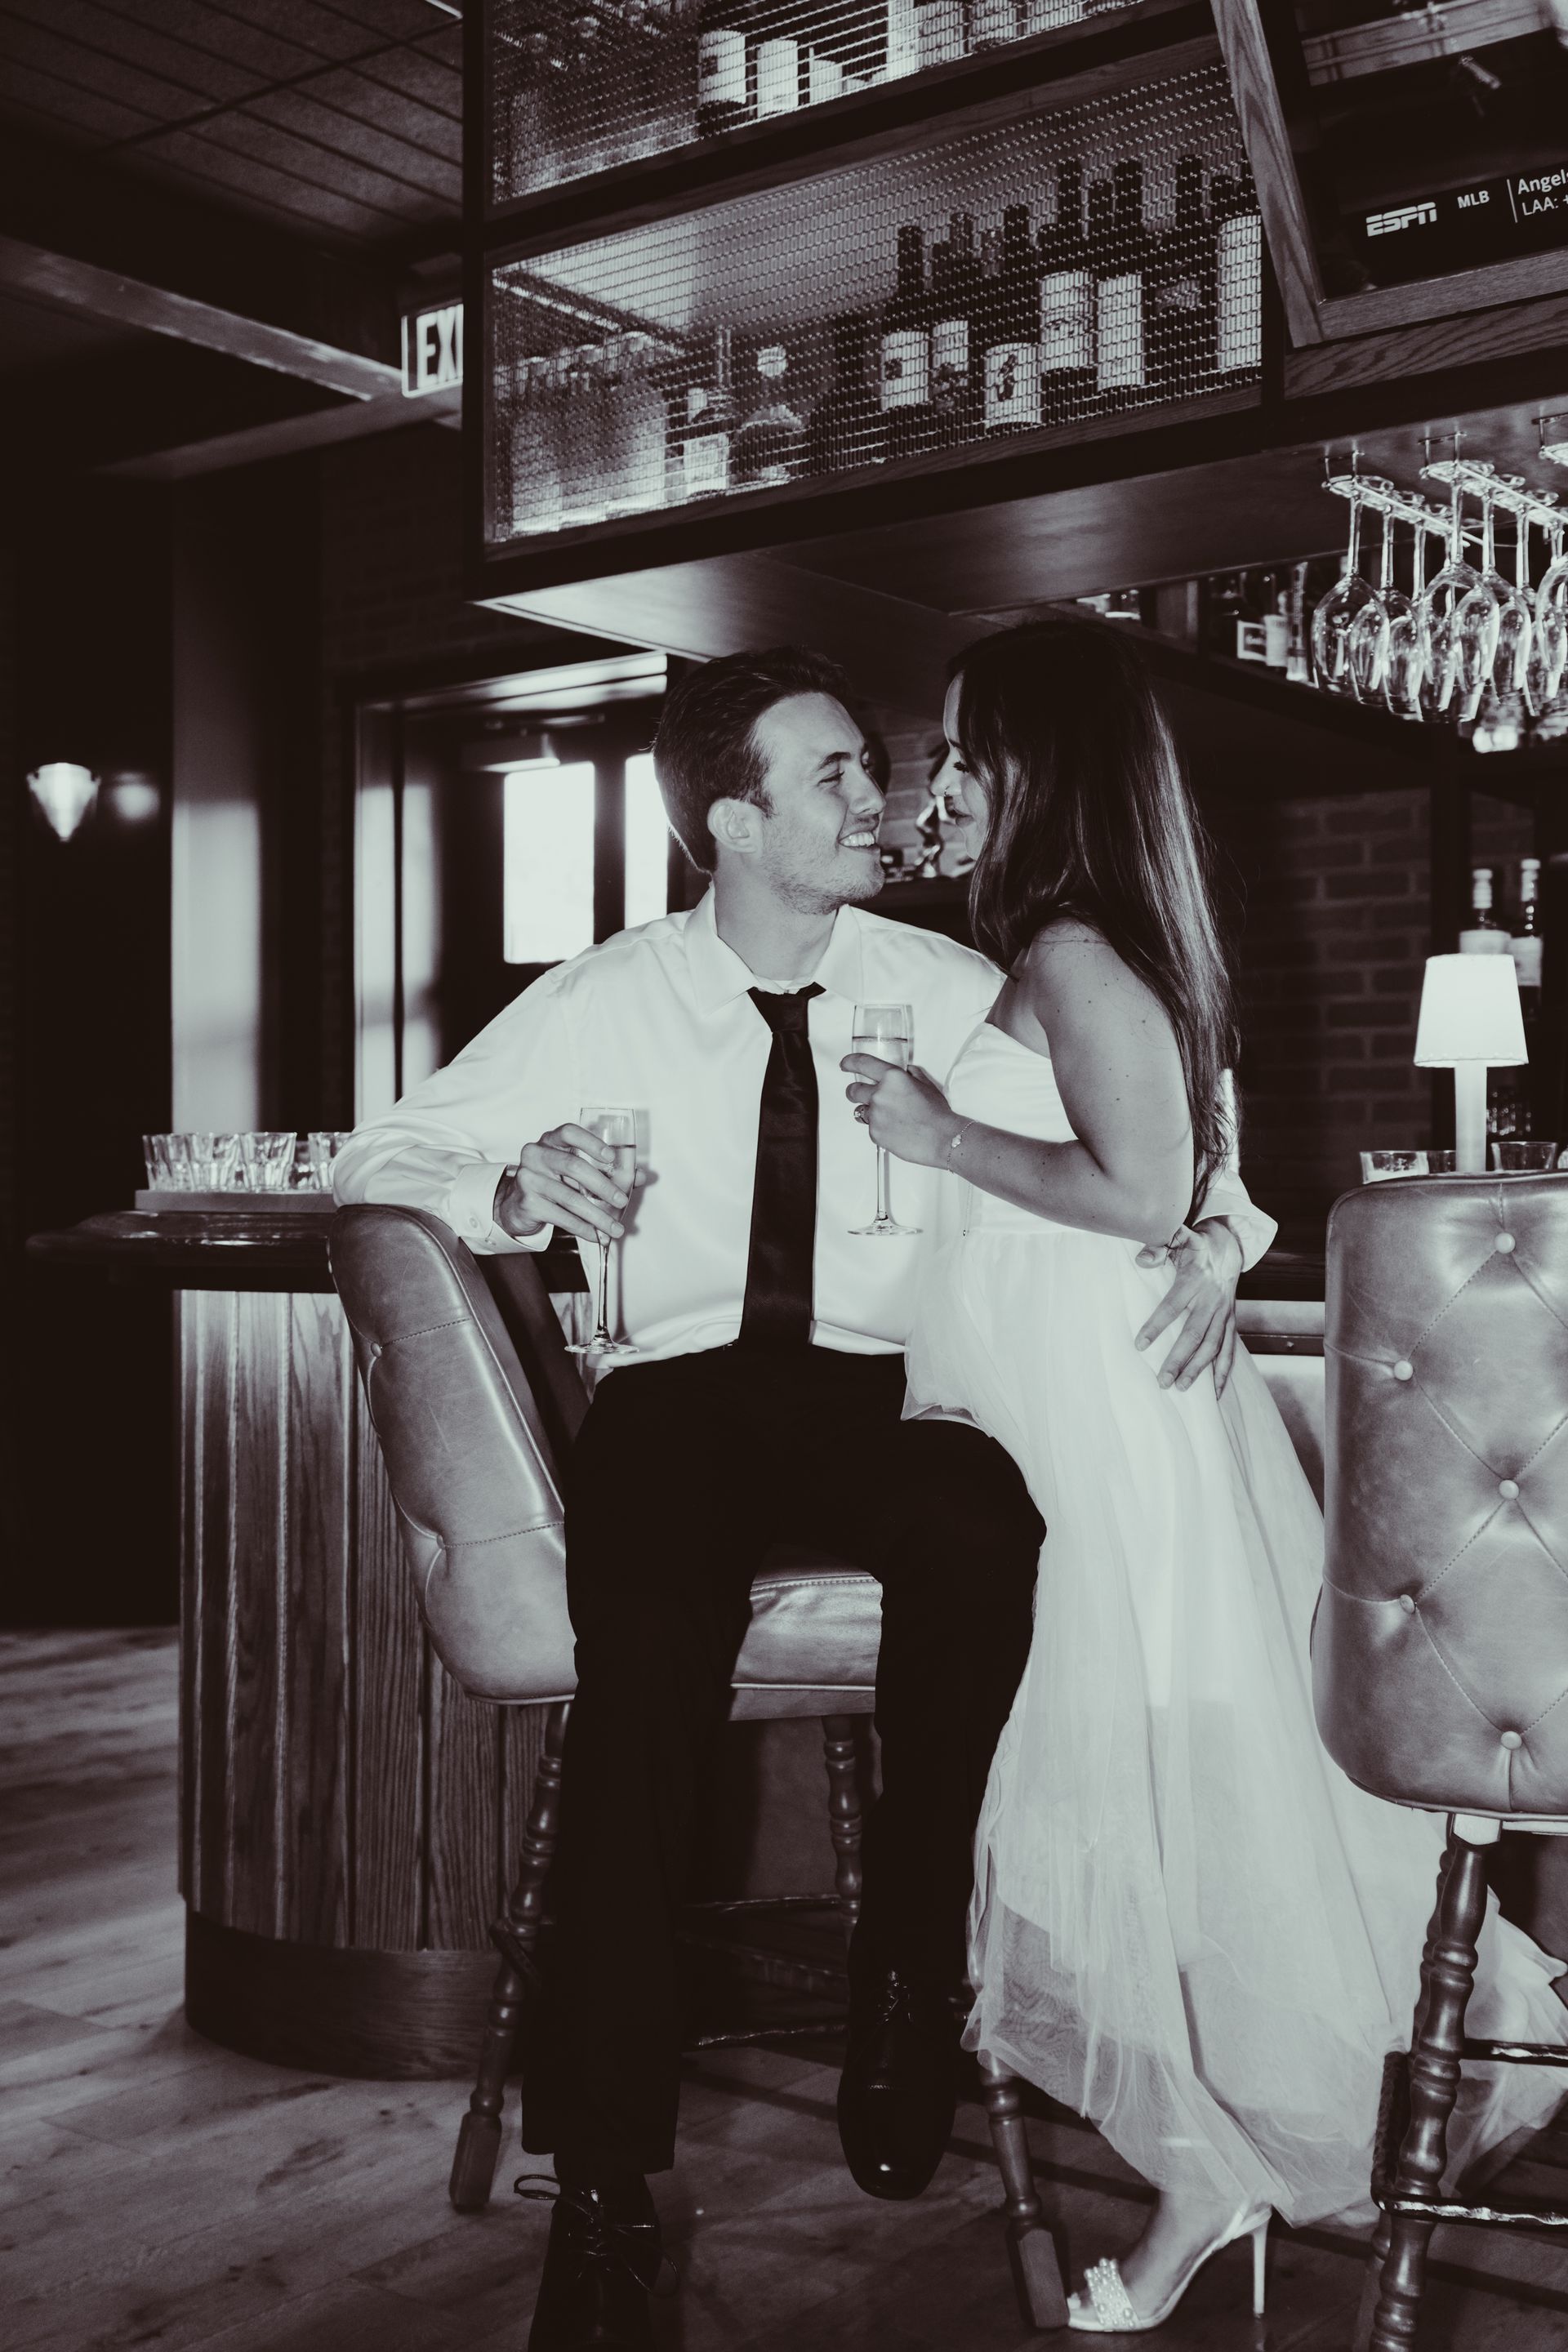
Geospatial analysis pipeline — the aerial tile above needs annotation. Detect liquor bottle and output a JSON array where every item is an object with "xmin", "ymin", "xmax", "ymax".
[
  {"xmin": 733, "ymin": 341, "xmax": 807, "ymax": 485},
  {"xmin": 681, "ymin": 326, "xmax": 737, "ymax": 499},
  {"xmin": 1263, "ymin": 572, "xmax": 1290, "ymax": 670},
  {"xmin": 1511, "ymin": 858, "xmax": 1544, "ymax": 996},
  {"xmin": 1214, "ymin": 164, "xmax": 1263, "ymax": 376},
  {"xmin": 929, "ymin": 215, "xmax": 979, "ymax": 446},
  {"xmin": 915, "ymin": 0, "xmax": 967, "ymax": 66},
  {"xmin": 602, "ymin": 332, "xmax": 667, "ymax": 514},
  {"xmin": 554, "ymin": 349, "xmax": 607, "ymax": 525},
  {"xmin": 807, "ymin": 313, "xmax": 884, "ymax": 475},
  {"xmin": 1149, "ymin": 154, "xmax": 1214, "ymax": 392},
  {"xmin": 1204, "ymin": 572, "xmax": 1243, "ymax": 659},
  {"xmin": 755, "ymin": 33, "xmax": 800, "ymax": 116},
  {"xmin": 1285, "ymin": 560, "xmax": 1311, "ymax": 682},
  {"xmin": 1037, "ymin": 159, "xmax": 1095, "ymax": 423},
  {"xmin": 982, "ymin": 203, "xmax": 1042, "ymax": 435},
  {"xmin": 1459, "ymin": 866, "xmax": 1508, "ymax": 953},
  {"xmin": 970, "ymin": 0, "xmax": 1020, "ymax": 46},
  {"xmin": 695, "ymin": 0, "xmax": 751, "ymax": 136},
  {"xmin": 879, "ymin": 223, "xmax": 934, "ymax": 460},
  {"xmin": 1233, "ymin": 572, "xmax": 1269, "ymax": 663},
  {"xmin": 510, "ymin": 355, "xmax": 565, "ymax": 536},
  {"xmin": 1095, "ymin": 160, "xmax": 1151, "ymax": 410}
]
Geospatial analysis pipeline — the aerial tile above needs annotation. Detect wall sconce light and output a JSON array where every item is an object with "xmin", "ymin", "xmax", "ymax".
[{"xmin": 28, "ymin": 763, "xmax": 99, "ymax": 842}]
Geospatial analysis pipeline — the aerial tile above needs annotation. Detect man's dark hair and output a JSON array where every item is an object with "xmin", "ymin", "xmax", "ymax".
[{"xmin": 653, "ymin": 644, "xmax": 853, "ymax": 872}]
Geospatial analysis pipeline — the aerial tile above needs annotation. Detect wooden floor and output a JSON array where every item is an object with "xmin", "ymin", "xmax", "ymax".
[{"xmin": 7, "ymin": 1635, "xmax": 1568, "ymax": 2352}]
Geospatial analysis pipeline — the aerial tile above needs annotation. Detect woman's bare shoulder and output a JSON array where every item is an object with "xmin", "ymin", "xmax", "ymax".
[{"xmin": 1015, "ymin": 920, "xmax": 1163, "ymax": 1027}]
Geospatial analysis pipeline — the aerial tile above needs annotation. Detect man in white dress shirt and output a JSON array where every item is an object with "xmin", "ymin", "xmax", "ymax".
[{"xmin": 334, "ymin": 646, "xmax": 1273, "ymax": 2352}]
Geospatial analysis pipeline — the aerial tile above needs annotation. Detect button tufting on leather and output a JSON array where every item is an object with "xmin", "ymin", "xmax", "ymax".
[
  {"xmin": 1392, "ymin": 1361, "xmax": 1414, "ymax": 1381},
  {"xmin": 1499, "ymin": 1479, "xmax": 1521, "ymax": 1500},
  {"xmin": 1501, "ymin": 1731, "xmax": 1524, "ymax": 1750},
  {"xmin": 1399, "ymin": 1593, "xmax": 1415, "ymax": 1613},
  {"xmin": 1495, "ymin": 1233, "xmax": 1517, "ymax": 1254}
]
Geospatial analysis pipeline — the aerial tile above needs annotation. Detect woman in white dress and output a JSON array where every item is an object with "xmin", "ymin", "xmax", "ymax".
[{"xmin": 842, "ymin": 618, "xmax": 1566, "ymax": 2333}]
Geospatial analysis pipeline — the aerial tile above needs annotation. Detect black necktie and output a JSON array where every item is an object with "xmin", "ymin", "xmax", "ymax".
[{"xmin": 739, "ymin": 984, "xmax": 824, "ymax": 1350}]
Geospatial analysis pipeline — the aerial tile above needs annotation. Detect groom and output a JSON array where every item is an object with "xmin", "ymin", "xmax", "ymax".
[{"xmin": 333, "ymin": 646, "xmax": 1272, "ymax": 2351}]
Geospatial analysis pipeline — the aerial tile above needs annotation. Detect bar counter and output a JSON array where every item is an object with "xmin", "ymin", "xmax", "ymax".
[{"xmin": 28, "ymin": 1209, "xmax": 1325, "ymax": 2078}]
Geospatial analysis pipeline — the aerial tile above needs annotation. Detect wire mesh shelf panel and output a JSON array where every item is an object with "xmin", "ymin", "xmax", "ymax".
[
  {"xmin": 484, "ymin": 62, "xmax": 1260, "ymax": 546},
  {"xmin": 489, "ymin": 0, "xmax": 1147, "ymax": 200}
]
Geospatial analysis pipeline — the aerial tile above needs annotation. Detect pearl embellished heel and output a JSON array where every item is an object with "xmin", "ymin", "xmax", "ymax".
[{"xmin": 1067, "ymin": 2206, "xmax": 1270, "ymax": 2333}]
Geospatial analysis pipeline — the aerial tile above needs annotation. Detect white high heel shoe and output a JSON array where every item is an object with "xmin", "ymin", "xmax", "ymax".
[{"xmin": 1067, "ymin": 2205, "xmax": 1270, "ymax": 2333}]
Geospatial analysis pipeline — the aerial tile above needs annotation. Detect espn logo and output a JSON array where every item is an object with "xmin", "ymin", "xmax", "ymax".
[{"xmin": 1365, "ymin": 202, "xmax": 1438, "ymax": 237}]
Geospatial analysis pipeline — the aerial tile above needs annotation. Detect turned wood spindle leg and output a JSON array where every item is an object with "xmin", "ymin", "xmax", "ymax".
[
  {"xmin": 821, "ymin": 1714, "xmax": 863, "ymax": 1936},
  {"xmin": 449, "ymin": 1699, "xmax": 570, "ymax": 2213},
  {"xmin": 1367, "ymin": 1823, "xmax": 1490, "ymax": 2352},
  {"xmin": 981, "ymin": 2053, "xmax": 1070, "ymax": 2331}
]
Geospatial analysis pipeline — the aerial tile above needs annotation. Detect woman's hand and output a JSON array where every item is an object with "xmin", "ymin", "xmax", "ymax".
[{"xmin": 842, "ymin": 1055, "xmax": 954, "ymax": 1167}]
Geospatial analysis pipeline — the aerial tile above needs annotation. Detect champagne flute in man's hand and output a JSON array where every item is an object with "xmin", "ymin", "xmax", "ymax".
[
  {"xmin": 566, "ymin": 1106, "xmax": 640, "ymax": 1356},
  {"xmin": 849, "ymin": 1002, "xmax": 920, "ymax": 1238}
]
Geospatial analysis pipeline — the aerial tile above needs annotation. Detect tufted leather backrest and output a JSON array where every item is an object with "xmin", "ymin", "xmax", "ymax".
[
  {"xmin": 329, "ymin": 1204, "xmax": 881, "ymax": 1713},
  {"xmin": 1317, "ymin": 1174, "xmax": 1568, "ymax": 1817}
]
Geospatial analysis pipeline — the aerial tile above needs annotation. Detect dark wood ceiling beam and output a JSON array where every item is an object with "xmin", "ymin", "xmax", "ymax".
[{"xmin": 102, "ymin": 383, "xmax": 461, "ymax": 480}]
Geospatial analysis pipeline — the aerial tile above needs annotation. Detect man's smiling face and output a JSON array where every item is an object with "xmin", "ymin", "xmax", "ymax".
[{"xmin": 741, "ymin": 692, "xmax": 886, "ymax": 915}]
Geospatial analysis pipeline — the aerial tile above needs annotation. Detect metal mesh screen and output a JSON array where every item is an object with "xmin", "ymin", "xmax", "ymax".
[
  {"xmin": 490, "ymin": 0, "xmax": 1145, "ymax": 198},
  {"xmin": 486, "ymin": 63, "xmax": 1261, "ymax": 546}
]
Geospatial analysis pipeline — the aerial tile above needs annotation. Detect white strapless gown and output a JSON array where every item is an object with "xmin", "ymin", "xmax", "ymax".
[{"xmin": 906, "ymin": 1022, "xmax": 1567, "ymax": 2224}]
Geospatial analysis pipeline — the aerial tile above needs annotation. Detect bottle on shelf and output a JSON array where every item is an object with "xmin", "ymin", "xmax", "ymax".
[
  {"xmin": 509, "ymin": 354, "xmax": 565, "ymax": 537},
  {"xmin": 1263, "ymin": 572, "xmax": 1290, "ymax": 670},
  {"xmin": 929, "ymin": 212, "xmax": 980, "ymax": 447},
  {"xmin": 1203, "ymin": 572, "xmax": 1243, "ymax": 659},
  {"xmin": 681, "ymin": 325, "xmax": 738, "ymax": 498},
  {"xmin": 1459, "ymin": 866, "xmax": 1508, "ymax": 953},
  {"xmin": 1233, "ymin": 571, "xmax": 1268, "ymax": 663},
  {"xmin": 1285, "ymin": 559, "xmax": 1312, "ymax": 683},
  {"xmin": 915, "ymin": 0, "xmax": 968, "ymax": 66},
  {"xmin": 1214, "ymin": 164, "xmax": 1263, "ymax": 377},
  {"xmin": 733, "ymin": 341, "xmax": 808, "ymax": 485},
  {"xmin": 1037, "ymin": 158, "xmax": 1096, "ymax": 424},
  {"xmin": 695, "ymin": 0, "xmax": 751, "ymax": 137},
  {"xmin": 808, "ymin": 312, "xmax": 884, "ymax": 476},
  {"xmin": 879, "ymin": 222, "xmax": 935, "ymax": 461},
  {"xmin": 1094, "ymin": 159, "xmax": 1151, "ymax": 411},
  {"xmin": 969, "ymin": 0, "xmax": 1021, "ymax": 47},
  {"xmin": 1511, "ymin": 857, "xmax": 1544, "ymax": 996},
  {"xmin": 555, "ymin": 348, "xmax": 608, "ymax": 526},
  {"xmin": 805, "ymin": 48, "xmax": 845, "ymax": 100},
  {"xmin": 755, "ymin": 31, "xmax": 800, "ymax": 116},
  {"xmin": 884, "ymin": 0, "xmax": 922, "ymax": 78},
  {"xmin": 1148, "ymin": 153, "xmax": 1214, "ymax": 394},
  {"xmin": 982, "ymin": 203, "xmax": 1042, "ymax": 435},
  {"xmin": 602, "ymin": 332, "xmax": 668, "ymax": 514}
]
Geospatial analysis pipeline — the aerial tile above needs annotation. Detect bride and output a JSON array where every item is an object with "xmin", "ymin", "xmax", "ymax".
[{"xmin": 843, "ymin": 617, "xmax": 1566, "ymax": 2332}]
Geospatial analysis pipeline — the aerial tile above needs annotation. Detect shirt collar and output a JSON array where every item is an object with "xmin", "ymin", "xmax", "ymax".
[{"xmin": 684, "ymin": 889, "xmax": 866, "ymax": 1013}]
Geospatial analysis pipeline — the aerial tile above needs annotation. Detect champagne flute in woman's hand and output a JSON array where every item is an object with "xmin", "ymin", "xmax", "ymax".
[
  {"xmin": 849, "ymin": 1002, "xmax": 920, "ymax": 1238},
  {"xmin": 566, "ymin": 1105, "xmax": 639, "ymax": 1356}
]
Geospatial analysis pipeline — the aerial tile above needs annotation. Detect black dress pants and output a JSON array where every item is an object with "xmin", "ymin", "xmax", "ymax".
[{"xmin": 519, "ymin": 1343, "xmax": 1044, "ymax": 2179}]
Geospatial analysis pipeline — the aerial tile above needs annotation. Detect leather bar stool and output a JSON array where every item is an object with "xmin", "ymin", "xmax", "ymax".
[
  {"xmin": 1317, "ymin": 1172, "xmax": 1568, "ymax": 2351},
  {"xmin": 329, "ymin": 1202, "xmax": 1067, "ymax": 2322}
]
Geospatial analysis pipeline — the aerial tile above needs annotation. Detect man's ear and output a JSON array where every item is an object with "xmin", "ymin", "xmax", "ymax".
[{"xmin": 708, "ymin": 796, "xmax": 761, "ymax": 858}]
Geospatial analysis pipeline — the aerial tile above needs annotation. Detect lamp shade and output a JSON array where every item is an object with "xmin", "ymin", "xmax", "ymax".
[
  {"xmin": 1414, "ymin": 951, "xmax": 1527, "ymax": 1068},
  {"xmin": 27, "ymin": 762, "xmax": 97, "ymax": 842}
]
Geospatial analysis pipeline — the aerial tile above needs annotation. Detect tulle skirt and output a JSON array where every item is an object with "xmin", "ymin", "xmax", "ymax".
[{"xmin": 906, "ymin": 1222, "xmax": 1567, "ymax": 2225}]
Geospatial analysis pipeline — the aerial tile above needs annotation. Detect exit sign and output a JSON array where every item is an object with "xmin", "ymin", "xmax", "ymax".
[{"xmin": 401, "ymin": 301, "xmax": 463, "ymax": 397}]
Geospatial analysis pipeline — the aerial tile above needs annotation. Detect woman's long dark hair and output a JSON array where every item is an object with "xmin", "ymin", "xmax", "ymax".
[{"xmin": 952, "ymin": 617, "xmax": 1239, "ymax": 1222}]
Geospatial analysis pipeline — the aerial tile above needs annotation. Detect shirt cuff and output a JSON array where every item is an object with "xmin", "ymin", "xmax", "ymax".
[
  {"xmin": 448, "ymin": 1160, "xmax": 554, "ymax": 1254},
  {"xmin": 1196, "ymin": 1196, "xmax": 1278, "ymax": 1275}
]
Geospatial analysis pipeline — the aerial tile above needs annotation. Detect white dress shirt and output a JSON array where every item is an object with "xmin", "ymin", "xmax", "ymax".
[{"xmin": 333, "ymin": 890, "xmax": 1276, "ymax": 1364}]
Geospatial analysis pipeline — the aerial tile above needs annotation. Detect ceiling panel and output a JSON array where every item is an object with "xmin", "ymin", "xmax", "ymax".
[{"xmin": 0, "ymin": 1, "xmax": 465, "ymax": 250}]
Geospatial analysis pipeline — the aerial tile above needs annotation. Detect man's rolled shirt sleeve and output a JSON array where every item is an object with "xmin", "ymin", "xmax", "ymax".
[{"xmin": 331, "ymin": 970, "xmax": 576, "ymax": 1254}]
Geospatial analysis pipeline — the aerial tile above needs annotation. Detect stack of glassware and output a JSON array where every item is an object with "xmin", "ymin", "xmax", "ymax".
[
  {"xmin": 141, "ymin": 1132, "xmax": 353, "ymax": 1195},
  {"xmin": 1309, "ymin": 432, "xmax": 1568, "ymax": 751}
]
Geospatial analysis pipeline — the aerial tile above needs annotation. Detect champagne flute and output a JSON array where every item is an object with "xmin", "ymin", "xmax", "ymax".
[
  {"xmin": 849, "ymin": 1001, "xmax": 920, "ymax": 1238},
  {"xmin": 565, "ymin": 1105, "xmax": 640, "ymax": 1356}
]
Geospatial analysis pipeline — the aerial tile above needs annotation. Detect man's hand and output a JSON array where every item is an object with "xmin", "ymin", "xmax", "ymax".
[
  {"xmin": 493, "ymin": 1125, "xmax": 630, "ymax": 1245},
  {"xmin": 1134, "ymin": 1218, "xmax": 1243, "ymax": 1394}
]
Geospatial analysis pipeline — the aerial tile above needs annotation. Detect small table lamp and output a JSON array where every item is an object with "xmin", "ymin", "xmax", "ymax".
[{"xmin": 1414, "ymin": 952, "xmax": 1528, "ymax": 1172}]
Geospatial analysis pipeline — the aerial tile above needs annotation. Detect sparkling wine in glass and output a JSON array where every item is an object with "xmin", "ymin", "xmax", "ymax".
[
  {"xmin": 566, "ymin": 1105, "xmax": 640, "ymax": 1356},
  {"xmin": 849, "ymin": 1002, "xmax": 920, "ymax": 1239}
]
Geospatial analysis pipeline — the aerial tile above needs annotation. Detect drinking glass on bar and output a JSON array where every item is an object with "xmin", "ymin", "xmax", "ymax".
[
  {"xmin": 1493, "ymin": 1140, "xmax": 1559, "ymax": 1173},
  {"xmin": 307, "ymin": 1130, "xmax": 353, "ymax": 1191},
  {"xmin": 241, "ymin": 1130, "xmax": 300, "ymax": 1193},
  {"xmin": 1360, "ymin": 1149, "xmax": 1426, "ymax": 1183},
  {"xmin": 566, "ymin": 1106, "xmax": 640, "ymax": 1356},
  {"xmin": 186, "ymin": 1131, "xmax": 242, "ymax": 1190},
  {"xmin": 849, "ymin": 1001, "xmax": 920, "ymax": 1237}
]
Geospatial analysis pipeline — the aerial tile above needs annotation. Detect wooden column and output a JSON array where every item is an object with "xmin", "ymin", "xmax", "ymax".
[{"xmin": 177, "ymin": 1287, "xmax": 549, "ymax": 2076}]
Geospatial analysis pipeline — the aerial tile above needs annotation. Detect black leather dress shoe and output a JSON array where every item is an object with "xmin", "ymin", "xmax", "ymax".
[
  {"xmin": 837, "ymin": 1955, "xmax": 962, "ymax": 2201},
  {"xmin": 519, "ymin": 2176, "xmax": 673, "ymax": 2350}
]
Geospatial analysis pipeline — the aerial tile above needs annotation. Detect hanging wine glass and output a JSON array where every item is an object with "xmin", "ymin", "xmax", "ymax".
[
  {"xmin": 1482, "ymin": 473, "xmax": 1535, "ymax": 706},
  {"xmin": 1383, "ymin": 507, "xmax": 1430, "ymax": 720},
  {"xmin": 1312, "ymin": 476, "xmax": 1381, "ymax": 696},
  {"xmin": 1451, "ymin": 464, "xmax": 1505, "ymax": 724},
  {"xmin": 1346, "ymin": 482, "xmax": 1396, "ymax": 699},
  {"xmin": 1415, "ymin": 465, "xmax": 1482, "ymax": 719},
  {"xmin": 1535, "ymin": 514, "xmax": 1568, "ymax": 706}
]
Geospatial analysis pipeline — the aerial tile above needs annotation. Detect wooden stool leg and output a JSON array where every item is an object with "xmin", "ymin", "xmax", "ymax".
[
  {"xmin": 1366, "ymin": 1822, "xmax": 1490, "ymax": 2352},
  {"xmin": 981, "ymin": 2054, "xmax": 1070, "ymax": 2331},
  {"xmin": 449, "ymin": 1699, "xmax": 570, "ymax": 2212},
  {"xmin": 822, "ymin": 1714, "xmax": 863, "ymax": 1936}
]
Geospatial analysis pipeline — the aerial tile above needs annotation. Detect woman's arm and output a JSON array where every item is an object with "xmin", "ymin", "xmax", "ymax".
[{"xmin": 843, "ymin": 921, "xmax": 1195, "ymax": 1251}]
